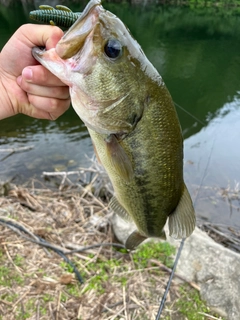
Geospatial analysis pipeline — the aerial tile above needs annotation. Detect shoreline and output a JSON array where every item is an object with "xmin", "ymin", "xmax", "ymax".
[{"xmin": 0, "ymin": 166, "xmax": 239, "ymax": 319}]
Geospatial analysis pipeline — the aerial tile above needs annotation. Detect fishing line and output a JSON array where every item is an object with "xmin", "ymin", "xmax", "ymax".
[
  {"xmin": 155, "ymin": 129, "xmax": 216, "ymax": 320},
  {"xmin": 174, "ymin": 101, "xmax": 206, "ymax": 126}
]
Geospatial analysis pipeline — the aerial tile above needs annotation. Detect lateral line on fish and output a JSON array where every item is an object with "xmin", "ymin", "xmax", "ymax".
[
  {"xmin": 174, "ymin": 101, "xmax": 206, "ymax": 126},
  {"xmin": 156, "ymin": 135, "xmax": 216, "ymax": 320}
]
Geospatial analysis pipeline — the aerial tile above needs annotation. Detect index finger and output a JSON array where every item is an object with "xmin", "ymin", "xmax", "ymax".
[{"xmin": 22, "ymin": 65, "xmax": 67, "ymax": 87}]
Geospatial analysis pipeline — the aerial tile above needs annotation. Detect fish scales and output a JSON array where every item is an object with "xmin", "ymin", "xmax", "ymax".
[
  {"xmin": 32, "ymin": 0, "xmax": 195, "ymax": 249},
  {"xmin": 88, "ymin": 83, "xmax": 183, "ymax": 237}
]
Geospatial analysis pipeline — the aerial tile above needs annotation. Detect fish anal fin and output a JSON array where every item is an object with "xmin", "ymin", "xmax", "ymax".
[
  {"xmin": 109, "ymin": 196, "xmax": 132, "ymax": 222},
  {"xmin": 125, "ymin": 230, "xmax": 147, "ymax": 250},
  {"xmin": 168, "ymin": 183, "xmax": 196, "ymax": 239},
  {"xmin": 105, "ymin": 134, "xmax": 134, "ymax": 182}
]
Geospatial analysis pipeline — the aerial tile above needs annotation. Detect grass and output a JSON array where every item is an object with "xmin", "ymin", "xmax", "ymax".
[
  {"xmin": 173, "ymin": 285, "xmax": 226, "ymax": 320},
  {"xmin": 177, "ymin": 286, "xmax": 210, "ymax": 319},
  {"xmin": 0, "ymin": 176, "xmax": 227, "ymax": 319}
]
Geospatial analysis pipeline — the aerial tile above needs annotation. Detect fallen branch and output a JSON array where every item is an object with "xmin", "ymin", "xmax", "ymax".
[
  {"xmin": 0, "ymin": 146, "xmax": 34, "ymax": 152},
  {"xmin": 0, "ymin": 146, "xmax": 34, "ymax": 161},
  {"xmin": 42, "ymin": 168, "xmax": 99, "ymax": 176},
  {"xmin": 42, "ymin": 171, "xmax": 82, "ymax": 176},
  {"xmin": 150, "ymin": 259, "xmax": 200, "ymax": 291}
]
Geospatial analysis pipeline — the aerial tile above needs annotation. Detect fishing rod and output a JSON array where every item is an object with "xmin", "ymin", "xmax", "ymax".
[{"xmin": 155, "ymin": 128, "xmax": 216, "ymax": 320}]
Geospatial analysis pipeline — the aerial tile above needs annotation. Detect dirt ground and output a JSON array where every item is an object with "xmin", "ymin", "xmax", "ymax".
[{"xmin": 0, "ymin": 167, "xmax": 232, "ymax": 320}]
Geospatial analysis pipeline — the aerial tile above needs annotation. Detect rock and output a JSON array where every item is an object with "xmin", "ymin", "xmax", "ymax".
[
  {"xmin": 111, "ymin": 213, "xmax": 135, "ymax": 246},
  {"xmin": 111, "ymin": 214, "xmax": 240, "ymax": 319},
  {"xmin": 176, "ymin": 227, "xmax": 240, "ymax": 320}
]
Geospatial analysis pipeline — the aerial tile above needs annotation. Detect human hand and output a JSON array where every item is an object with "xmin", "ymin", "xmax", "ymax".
[{"xmin": 0, "ymin": 24, "xmax": 70, "ymax": 120}]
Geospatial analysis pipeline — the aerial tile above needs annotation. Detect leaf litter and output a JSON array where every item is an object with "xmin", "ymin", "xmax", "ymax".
[{"xmin": 0, "ymin": 158, "xmax": 232, "ymax": 320}]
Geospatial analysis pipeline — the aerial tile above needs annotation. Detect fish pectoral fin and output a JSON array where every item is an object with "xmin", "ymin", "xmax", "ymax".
[
  {"xmin": 109, "ymin": 196, "xmax": 132, "ymax": 222},
  {"xmin": 92, "ymin": 140, "xmax": 102, "ymax": 165},
  {"xmin": 168, "ymin": 183, "xmax": 196, "ymax": 239},
  {"xmin": 158, "ymin": 230, "xmax": 167, "ymax": 240},
  {"xmin": 105, "ymin": 134, "xmax": 134, "ymax": 182},
  {"xmin": 125, "ymin": 231, "xmax": 147, "ymax": 250}
]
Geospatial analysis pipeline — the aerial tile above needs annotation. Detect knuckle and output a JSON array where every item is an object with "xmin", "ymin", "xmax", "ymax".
[
  {"xmin": 39, "ymin": 67, "xmax": 50, "ymax": 83},
  {"xmin": 51, "ymin": 26, "xmax": 64, "ymax": 37},
  {"xmin": 52, "ymin": 86, "xmax": 69, "ymax": 99},
  {"xmin": 49, "ymin": 97, "xmax": 61, "ymax": 112},
  {"xmin": 20, "ymin": 80, "xmax": 31, "ymax": 93}
]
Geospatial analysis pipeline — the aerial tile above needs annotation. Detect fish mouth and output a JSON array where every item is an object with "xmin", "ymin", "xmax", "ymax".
[
  {"xmin": 31, "ymin": 0, "xmax": 104, "ymax": 85},
  {"xmin": 55, "ymin": 0, "xmax": 103, "ymax": 59}
]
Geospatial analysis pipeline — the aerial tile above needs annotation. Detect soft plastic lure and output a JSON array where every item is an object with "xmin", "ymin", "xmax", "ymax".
[{"xmin": 29, "ymin": 5, "xmax": 81, "ymax": 29}]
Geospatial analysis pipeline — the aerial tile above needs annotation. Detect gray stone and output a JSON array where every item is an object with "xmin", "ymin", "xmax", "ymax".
[
  {"xmin": 111, "ymin": 214, "xmax": 240, "ymax": 319},
  {"xmin": 176, "ymin": 227, "xmax": 240, "ymax": 320}
]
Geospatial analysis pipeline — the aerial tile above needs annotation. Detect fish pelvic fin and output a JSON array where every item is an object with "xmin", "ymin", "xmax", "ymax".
[
  {"xmin": 158, "ymin": 230, "xmax": 167, "ymax": 240},
  {"xmin": 168, "ymin": 183, "xmax": 196, "ymax": 239},
  {"xmin": 105, "ymin": 134, "xmax": 134, "ymax": 182},
  {"xmin": 125, "ymin": 230, "xmax": 147, "ymax": 250},
  {"xmin": 109, "ymin": 196, "xmax": 132, "ymax": 222}
]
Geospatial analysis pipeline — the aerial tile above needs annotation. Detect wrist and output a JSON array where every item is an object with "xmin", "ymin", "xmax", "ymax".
[{"xmin": 0, "ymin": 74, "xmax": 14, "ymax": 120}]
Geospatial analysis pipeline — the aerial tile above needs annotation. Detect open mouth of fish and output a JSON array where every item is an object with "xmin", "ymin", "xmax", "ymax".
[
  {"xmin": 31, "ymin": 0, "xmax": 151, "ymax": 136},
  {"xmin": 32, "ymin": 0, "xmax": 103, "ymax": 65}
]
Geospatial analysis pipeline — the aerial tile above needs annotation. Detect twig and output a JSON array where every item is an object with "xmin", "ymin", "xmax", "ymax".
[
  {"xmin": 101, "ymin": 301, "xmax": 124, "ymax": 313},
  {"xmin": 66, "ymin": 242, "xmax": 126, "ymax": 254},
  {"xmin": 123, "ymin": 285, "xmax": 127, "ymax": 319},
  {"xmin": 204, "ymin": 225, "xmax": 240, "ymax": 246},
  {"xmin": 4, "ymin": 244, "xmax": 22, "ymax": 274},
  {"xmin": 107, "ymin": 306, "xmax": 125, "ymax": 320},
  {"xmin": 0, "ymin": 146, "xmax": 34, "ymax": 161},
  {"xmin": 0, "ymin": 146, "xmax": 34, "ymax": 152},
  {"xmin": 198, "ymin": 312, "xmax": 223, "ymax": 319},
  {"xmin": 56, "ymin": 290, "xmax": 61, "ymax": 320},
  {"xmin": 42, "ymin": 168, "xmax": 99, "ymax": 176},
  {"xmin": 42, "ymin": 171, "xmax": 82, "ymax": 176},
  {"xmin": 150, "ymin": 259, "xmax": 200, "ymax": 291},
  {"xmin": 13, "ymin": 289, "xmax": 31, "ymax": 309},
  {"xmin": 0, "ymin": 299, "xmax": 12, "ymax": 306},
  {"xmin": 36, "ymin": 300, "xmax": 40, "ymax": 320}
]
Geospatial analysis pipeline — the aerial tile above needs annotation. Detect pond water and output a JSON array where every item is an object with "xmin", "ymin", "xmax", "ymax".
[{"xmin": 0, "ymin": 1, "xmax": 240, "ymax": 234}]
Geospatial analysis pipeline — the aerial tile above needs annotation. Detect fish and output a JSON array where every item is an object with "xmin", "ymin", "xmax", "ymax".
[{"xmin": 32, "ymin": 0, "xmax": 196, "ymax": 250}]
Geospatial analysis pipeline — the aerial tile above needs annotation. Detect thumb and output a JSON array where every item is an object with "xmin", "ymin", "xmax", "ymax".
[{"xmin": 20, "ymin": 24, "xmax": 64, "ymax": 50}]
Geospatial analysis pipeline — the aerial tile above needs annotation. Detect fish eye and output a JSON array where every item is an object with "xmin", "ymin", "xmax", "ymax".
[{"xmin": 104, "ymin": 39, "xmax": 122, "ymax": 60}]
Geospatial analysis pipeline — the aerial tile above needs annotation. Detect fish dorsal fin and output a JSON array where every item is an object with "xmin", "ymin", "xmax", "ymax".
[
  {"xmin": 105, "ymin": 134, "xmax": 134, "ymax": 182},
  {"xmin": 168, "ymin": 183, "xmax": 196, "ymax": 239},
  {"xmin": 125, "ymin": 230, "xmax": 147, "ymax": 250},
  {"xmin": 109, "ymin": 196, "xmax": 132, "ymax": 222}
]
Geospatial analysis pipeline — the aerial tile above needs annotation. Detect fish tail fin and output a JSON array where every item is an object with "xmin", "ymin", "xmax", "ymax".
[
  {"xmin": 125, "ymin": 230, "xmax": 148, "ymax": 250},
  {"xmin": 168, "ymin": 183, "xmax": 196, "ymax": 239}
]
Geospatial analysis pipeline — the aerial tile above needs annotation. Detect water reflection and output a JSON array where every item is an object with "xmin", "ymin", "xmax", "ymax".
[{"xmin": 184, "ymin": 99, "xmax": 240, "ymax": 232}]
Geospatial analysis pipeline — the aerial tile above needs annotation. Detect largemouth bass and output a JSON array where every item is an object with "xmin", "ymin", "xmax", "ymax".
[{"xmin": 32, "ymin": 0, "xmax": 196, "ymax": 250}]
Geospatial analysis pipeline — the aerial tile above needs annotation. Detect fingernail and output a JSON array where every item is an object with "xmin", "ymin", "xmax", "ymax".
[
  {"xmin": 22, "ymin": 67, "xmax": 33, "ymax": 82},
  {"xmin": 17, "ymin": 76, "xmax": 22, "ymax": 86}
]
